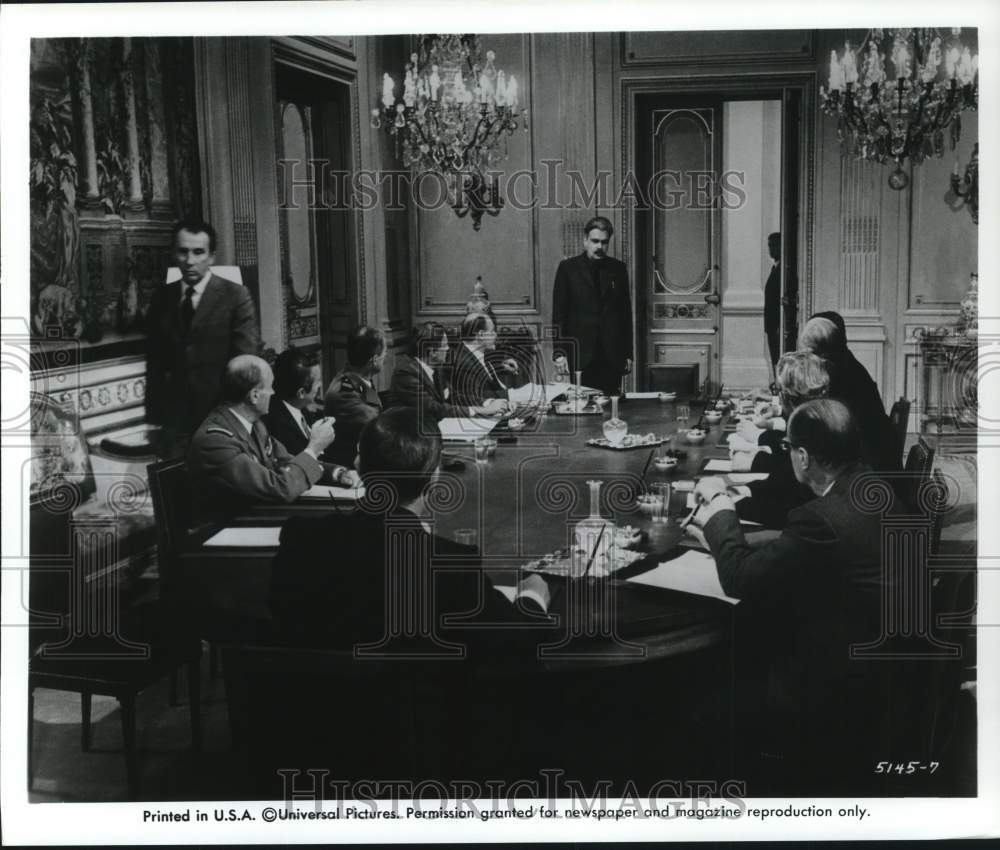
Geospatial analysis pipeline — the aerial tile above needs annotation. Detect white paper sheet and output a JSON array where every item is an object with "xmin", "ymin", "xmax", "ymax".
[
  {"xmin": 437, "ymin": 417, "xmax": 498, "ymax": 441},
  {"xmin": 703, "ymin": 458, "xmax": 733, "ymax": 472},
  {"xmin": 625, "ymin": 391, "xmax": 661, "ymax": 399},
  {"xmin": 204, "ymin": 526, "xmax": 282, "ymax": 547},
  {"xmin": 727, "ymin": 473, "xmax": 769, "ymax": 483},
  {"xmin": 492, "ymin": 585, "xmax": 517, "ymax": 604},
  {"xmin": 300, "ymin": 484, "xmax": 366, "ymax": 500},
  {"xmin": 626, "ymin": 551, "xmax": 740, "ymax": 604},
  {"xmin": 507, "ymin": 382, "xmax": 576, "ymax": 403}
]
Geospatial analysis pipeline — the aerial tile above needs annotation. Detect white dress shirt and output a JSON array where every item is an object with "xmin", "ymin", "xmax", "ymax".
[{"xmin": 180, "ymin": 271, "xmax": 211, "ymax": 310}]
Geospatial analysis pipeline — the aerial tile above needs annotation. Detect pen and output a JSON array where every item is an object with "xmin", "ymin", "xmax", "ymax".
[
  {"xmin": 581, "ymin": 525, "xmax": 607, "ymax": 579},
  {"xmin": 679, "ymin": 504, "xmax": 699, "ymax": 530},
  {"xmin": 328, "ymin": 492, "xmax": 344, "ymax": 515},
  {"xmin": 640, "ymin": 447, "xmax": 656, "ymax": 481}
]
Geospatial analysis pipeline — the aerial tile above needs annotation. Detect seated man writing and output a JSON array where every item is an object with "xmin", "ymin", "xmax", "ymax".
[
  {"xmin": 188, "ymin": 354, "xmax": 358, "ymax": 522},
  {"xmin": 688, "ymin": 398, "xmax": 895, "ymax": 792},
  {"xmin": 448, "ymin": 312, "xmax": 512, "ymax": 414},
  {"xmin": 270, "ymin": 407, "xmax": 551, "ymax": 652}
]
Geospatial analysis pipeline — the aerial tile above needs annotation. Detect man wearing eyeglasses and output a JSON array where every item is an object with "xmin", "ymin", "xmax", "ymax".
[{"xmin": 686, "ymin": 398, "xmax": 895, "ymax": 793}]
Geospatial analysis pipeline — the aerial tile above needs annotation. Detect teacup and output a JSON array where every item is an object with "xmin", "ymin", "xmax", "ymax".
[
  {"xmin": 704, "ymin": 410, "xmax": 723, "ymax": 424},
  {"xmin": 685, "ymin": 429, "xmax": 706, "ymax": 445}
]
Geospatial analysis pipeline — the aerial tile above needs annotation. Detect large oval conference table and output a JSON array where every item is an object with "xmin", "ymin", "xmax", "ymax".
[{"xmin": 178, "ymin": 397, "xmax": 755, "ymax": 796}]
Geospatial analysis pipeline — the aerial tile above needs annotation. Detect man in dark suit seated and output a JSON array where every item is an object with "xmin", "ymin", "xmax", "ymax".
[
  {"xmin": 689, "ymin": 399, "xmax": 895, "ymax": 792},
  {"xmin": 800, "ymin": 312, "xmax": 901, "ymax": 474},
  {"xmin": 188, "ymin": 355, "xmax": 356, "ymax": 522},
  {"xmin": 263, "ymin": 348, "xmax": 321, "ymax": 456},
  {"xmin": 389, "ymin": 322, "xmax": 509, "ymax": 420},
  {"xmin": 323, "ymin": 325, "xmax": 385, "ymax": 468},
  {"xmin": 728, "ymin": 351, "xmax": 827, "ymax": 529},
  {"xmin": 448, "ymin": 313, "xmax": 513, "ymax": 412},
  {"xmin": 270, "ymin": 407, "xmax": 551, "ymax": 652}
]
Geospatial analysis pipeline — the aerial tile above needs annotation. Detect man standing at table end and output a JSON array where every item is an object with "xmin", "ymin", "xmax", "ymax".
[
  {"xmin": 552, "ymin": 216, "xmax": 633, "ymax": 394},
  {"xmin": 146, "ymin": 219, "xmax": 259, "ymax": 457}
]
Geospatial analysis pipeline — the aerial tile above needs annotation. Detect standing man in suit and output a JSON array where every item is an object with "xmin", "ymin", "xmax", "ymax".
[
  {"xmin": 390, "ymin": 322, "xmax": 509, "ymax": 420},
  {"xmin": 689, "ymin": 399, "xmax": 894, "ymax": 792},
  {"xmin": 323, "ymin": 325, "xmax": 385, "ymax": 468},
  {"xmin": 146, "ymin": 219, "xmax": 258, "ymax": 457},
  {"xmin": 263, "ymin": 347, "xmax": 321, "ymax": 456},
  {"xmin": 763, "ymin": 232, "xmax": 798, "ymax": 378},
  {"xmin": 187, "ymin": 355, "xmax": 356, "ymax": 522},
  {"xmin": 552, "ymin": 216, "xmax": 633, "ymax": 394},
  {"xmin": 448, "ymin": 313, "xmax": 512, "ymax": 411}
]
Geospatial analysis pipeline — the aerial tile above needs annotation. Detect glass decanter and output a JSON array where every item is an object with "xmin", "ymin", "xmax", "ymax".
[
  {"xmin": 572, "ymin": 479, "xmax": 612, "ymax": 578},
  {"xmin": 602, "ymin": 395, "xmax": 628, "ymax": 446}
]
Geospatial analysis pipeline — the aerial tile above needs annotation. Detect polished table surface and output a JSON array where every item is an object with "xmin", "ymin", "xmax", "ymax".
[{"xmin": 178, "ymin": 398, "xmax": 738, "ymax": 656}]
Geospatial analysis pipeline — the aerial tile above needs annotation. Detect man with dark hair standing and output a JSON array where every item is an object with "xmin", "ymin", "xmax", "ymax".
[
  {"xmin": 187, "ymin": 354, "xmax": 354, "ymax": 521},
  {"xmin": 689, "ymin": 398, "xmax": 894, "ymax": 792},
  {"xmin": 323, "ymin": 325, "xmax": 386, "ymax": 468},
  {"xmin": 264, "ymin": 348, "xmax": 321, "ymax": 455},
  {"xmin": 552, "ymin": 216, "xmax": 633, "ymax": 393},
  {"xmin": 146, "ymin": 219, "xmax": 258, "ymax": 456}
]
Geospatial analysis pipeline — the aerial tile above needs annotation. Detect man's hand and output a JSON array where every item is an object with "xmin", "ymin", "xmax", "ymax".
[
  {"xmin": 737, "ymin": 419, "xmax": 766, "ymax": 443},
  {"xmin": 307, "ymin": 416, "xmax": 336, "ymax": 454},
  {"xmin": 476, "ymin": 398, "xmax": 510, "ymax": 417},
  {"xmin": 335, "ymin": 467, "xmax": 361, "ymax": 488},
  {"xmin": 694, "ymin": 476, "xmax": 728, "ymax": 505},
  {"xmin": 499, "ymin": 357, "xmax": 519, "ymax": 375}
]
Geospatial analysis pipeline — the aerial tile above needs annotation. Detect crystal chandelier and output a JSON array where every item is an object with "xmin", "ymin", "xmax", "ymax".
[
  {"xmin": 820, "ymin": 28, "xmax": 978, "ymax": 190},
  {"xmin": 371, "ymin": 34, "xmax": 528, "ymax": 229}
]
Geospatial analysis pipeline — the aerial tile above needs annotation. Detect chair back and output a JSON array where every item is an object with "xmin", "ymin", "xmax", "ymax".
[
  {"xmin": 889, "ymin": 397, "xmax": 911, "ymax": 467},
  {"xmin": 901, "ymin": 437, "xmax": 936, "ymax": 514},
  {"xmin": 147, "ymin": 458, "xmax": 195, "ymax": 587}
]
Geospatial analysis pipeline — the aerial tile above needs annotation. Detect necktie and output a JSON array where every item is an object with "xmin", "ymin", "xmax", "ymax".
[
  {"xmin": 181, "ymin": 285, "xmax": 196, "ymax": 332},
  {"xmin": 299, "ymin": 414, "xmax": 311, "ymax": 439}
]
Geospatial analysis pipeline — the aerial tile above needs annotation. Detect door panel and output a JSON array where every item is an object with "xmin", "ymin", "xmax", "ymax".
[{"xmin": 638, "ymin": 101, "xmax": 722, "ymax": 394}]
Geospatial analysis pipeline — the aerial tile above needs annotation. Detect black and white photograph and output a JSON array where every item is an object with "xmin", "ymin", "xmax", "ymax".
[{"xmin": 1, "ymin": 0, "xmax": 997, "ymax": 843}]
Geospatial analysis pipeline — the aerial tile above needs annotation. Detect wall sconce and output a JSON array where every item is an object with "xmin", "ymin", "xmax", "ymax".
[{"xmin": 951, "ymin": 142, "xmax": 978, "ymax": 224}]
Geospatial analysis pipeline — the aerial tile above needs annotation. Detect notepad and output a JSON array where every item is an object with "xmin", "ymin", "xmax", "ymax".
[
  {"xmin": 300, "ymin": 484, "xmax": 366, "ymax": 500},
  {"xmin": 727, "ymin": 473, "xmax": 769, "ymax": 483},
  {"xmin": 438, "ymin": 417, "xmax": 498, "ymax": 441},
  {"xmin": 626, "ymin": 551, "xmax": 739, "ymax": 605},
  {"xmin": 702, "ymin": 458, "xmax": 733, "ymax": 473},
  {"xmin": 204, "ymin": 527, "xmax": 282, "ymax": 548}
]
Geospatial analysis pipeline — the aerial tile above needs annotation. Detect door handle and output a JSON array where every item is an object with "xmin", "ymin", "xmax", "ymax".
[{"xmin": 704, "ymin": 291, "xmax": 721, "ymax": 306}]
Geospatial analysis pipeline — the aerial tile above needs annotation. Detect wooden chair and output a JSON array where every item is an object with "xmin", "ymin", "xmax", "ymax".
[
  {"xmin": 29, "ymin": 465, "xmax": 203, "ymax": 799},
  {"xmin": 888, "ymin": 397, "xmax": 912, "ymax": 468},
  {"xmin": 901, "ymin": 436, "xmax": 935, "ymax": 513}
]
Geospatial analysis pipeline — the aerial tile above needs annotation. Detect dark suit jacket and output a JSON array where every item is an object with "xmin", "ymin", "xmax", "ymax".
[
  {"xmin": 323, "ymin": 370, "xmax": 382, "ymax": 468},
  {"xmin": 145, "ymin": 274, "xmax": 258, "ymax": 434},
  {"xmin": 552, "ymin": 253, "xmax": 633, "ymax": 374},
  {"xmin": 389, "ymin": 355, "xmax": 466, "ymax": 420},
  {"xmin": 705, "ymin": 464, "xmax": 893, "ymax": 769},
  {"xmin": 448, "ymin": 343, "xmax": 509, "ymax": 409},
  {"xmin": 269, "ymin": 509, "xmax": 549, "ymax": 656},
  {"xmin": 828, "ymin": 352, "xmax": 900, "ymax": 473},
  {"xmin": 263, "ymin": 396, "xmax": 315, "ymax": 457}
]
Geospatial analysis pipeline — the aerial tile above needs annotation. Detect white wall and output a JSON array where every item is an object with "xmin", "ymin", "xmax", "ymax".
[{"xmin": 720, "ymin": 99, "xmax": 781, "ymax": 389}]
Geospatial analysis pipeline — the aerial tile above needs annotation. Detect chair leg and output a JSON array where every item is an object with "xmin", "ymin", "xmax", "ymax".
[
  {"xmin": 188, "ymin": 660, "xmax": 202, "ymax": 752},
  {"xmin": 119, "ymin": 696, "xmax": 139, "ymax": 801},
  {"xmin": 28, "ymin": 689, "xmax": 35, "ymax": 789},
  {"xmin": 81, "ymin": 692, "xmax": 92, "ymax": 751}
]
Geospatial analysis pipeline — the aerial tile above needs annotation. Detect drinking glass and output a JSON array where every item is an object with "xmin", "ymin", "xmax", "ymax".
[
  {"xmin": 653, "ymin": 482, "xmax": 672, "ymax": 522},
  {"xmin": 676, "ymin": 404, "xmax": 691, "ymax": 425},
  {"xmin": 474, "ymin": 438, "xmax": 489, "ymax": 464}
]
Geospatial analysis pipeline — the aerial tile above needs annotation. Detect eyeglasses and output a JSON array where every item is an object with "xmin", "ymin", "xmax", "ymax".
[{"xmin": 780, "ymin": 437, "xmax": 800, "ymax": 452}]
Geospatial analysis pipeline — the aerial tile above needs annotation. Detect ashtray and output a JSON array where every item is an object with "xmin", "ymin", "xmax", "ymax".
[
  {"xmin": 506, "ymin": 417, "xmax": 526, "ymax": 431},
  {"xmin": 653, "ymin": 456, "xmax": 678, "ymax": 471},
  {"xmin": 704, "ymin": 411, "xmax": 723, "ymax": 424},
  {"xmin": 685, "ymin": 429, "xmax": 707, "ymax": 445}
]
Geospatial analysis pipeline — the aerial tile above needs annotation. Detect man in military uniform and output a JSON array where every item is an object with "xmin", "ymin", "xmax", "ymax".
[
  {"xmin": 188, "ymin": 354, "xmax": 357, "ymax": 522},
  {"xmin": 323, "ymin": 325, "xmax": 386, "ymax": 468}
]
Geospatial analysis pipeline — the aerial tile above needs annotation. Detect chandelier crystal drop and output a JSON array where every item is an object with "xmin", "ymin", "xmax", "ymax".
[{"xmin": 820, "ymin": 28, "xmax": 978, "ymax": 190}]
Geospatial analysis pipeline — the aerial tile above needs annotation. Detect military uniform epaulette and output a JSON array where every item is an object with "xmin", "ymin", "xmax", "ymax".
[{"xmin": 205, "ymin": 427, "xmax": 235, "ymax": 437}]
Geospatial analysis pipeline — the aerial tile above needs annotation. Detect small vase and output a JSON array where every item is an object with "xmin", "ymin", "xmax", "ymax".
[
  {"xmin": 572, "ymin": 479, "xmax": 611, "ymax": 577},
  {"xmin": 602, "ymin": 395, "xmax": 628, "ymax": 446}
]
